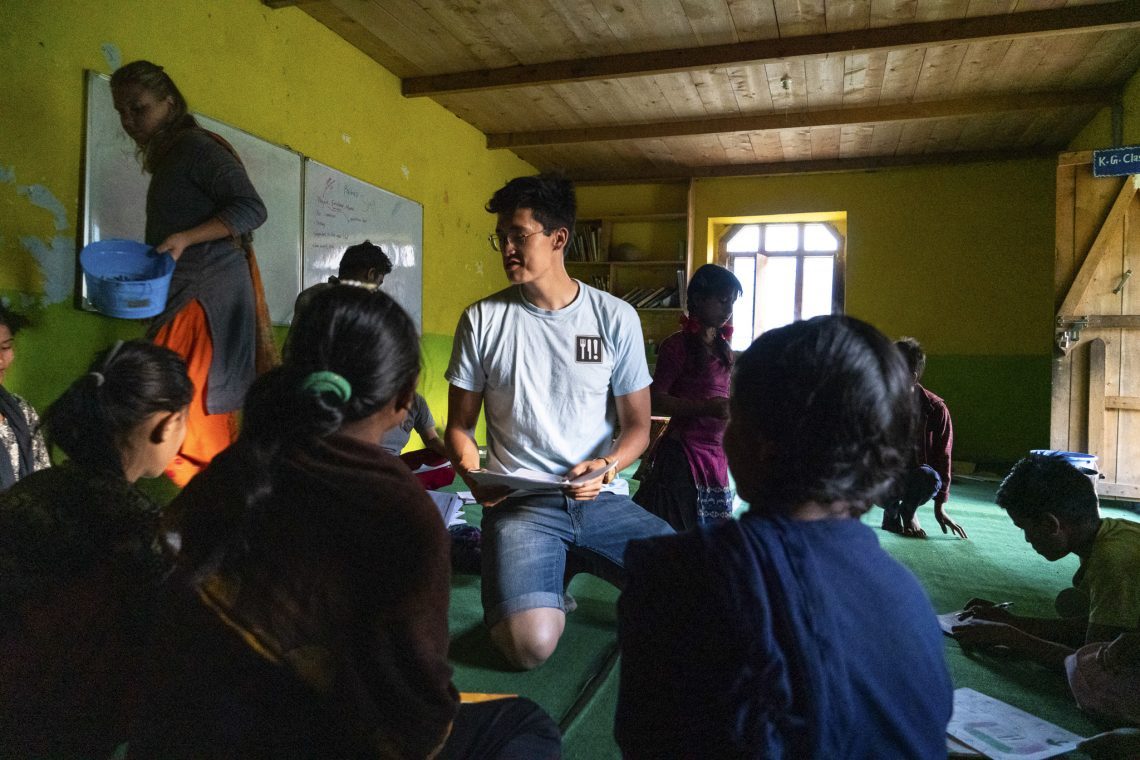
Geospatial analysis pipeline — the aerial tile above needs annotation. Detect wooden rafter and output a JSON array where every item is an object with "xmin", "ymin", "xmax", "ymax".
[
  {"xmin": 401, "ymin": 2, "xmax": 1140, "ymax": 97},
  {"xmin": 487, "ymin": 90, "xmax": 1114, "ymax": 149},
  {"xmin": 1056, "ymin": 174, "xmax": 1140, "ymax": 320},
  {"xmin": 565, "ymin": 149, "xmax": 1052, "ymax": 183}
]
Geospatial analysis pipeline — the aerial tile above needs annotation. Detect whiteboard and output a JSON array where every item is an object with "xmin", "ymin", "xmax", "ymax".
[
  {"xmin": 302, "ymin": 159, "xmax": 423, "ymax": 331},
  {"xmin": 83, "ymin": 71, "xmax": 302, "ymax": 325}
]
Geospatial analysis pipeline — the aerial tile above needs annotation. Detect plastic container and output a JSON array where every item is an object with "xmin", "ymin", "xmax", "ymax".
[
  {"xmin": 80, "ymin": 239, "xmax": 175, "ymax": 319},
  {"xmin": 1030, "ymin": 449, "xmax": 1100, "ymax": 491}
]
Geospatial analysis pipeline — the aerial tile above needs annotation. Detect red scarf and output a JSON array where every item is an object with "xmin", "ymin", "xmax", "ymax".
[{"xmin": 680, "ymin": 313, "xmax": 733, "ymax": 341}]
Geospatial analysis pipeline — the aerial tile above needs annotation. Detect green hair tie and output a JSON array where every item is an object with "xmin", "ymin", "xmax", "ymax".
[{"xmin": 301, "ymin": 371, "xmax": 352, "ymax": 404}]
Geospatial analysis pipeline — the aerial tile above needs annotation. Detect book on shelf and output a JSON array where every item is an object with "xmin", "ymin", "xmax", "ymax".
[
  {"xmin": 569, "ymin": 224, "xmax": 603, "ymax": 262},
  {"xmin": 635, "ymin": 286, "xmax": 668, "ymax": 308},
  {"xmin": 643, "ymin": 287, "xmax": 678, "ymax": 308},
  {"xmin": 675, "ymin": 269, "xmax": 687, "ymax": 311},
  {"xmin": 621, "ymin": 286, "xmax": 649, "ymax": 304}
]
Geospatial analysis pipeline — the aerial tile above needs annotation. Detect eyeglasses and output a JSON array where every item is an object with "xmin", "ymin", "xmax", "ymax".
[{"xmin": 488, "ymin": 229, "xmax": 546, "ymax": 252}]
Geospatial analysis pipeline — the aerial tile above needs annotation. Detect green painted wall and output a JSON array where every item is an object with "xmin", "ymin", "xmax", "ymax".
[
  {"xmin": 684, "ymin": 160, "xmax": 1057, "ymax": 464},
  {"xmin": 1, "ymin": 0, "xmax": 533, "ymax": 447}
]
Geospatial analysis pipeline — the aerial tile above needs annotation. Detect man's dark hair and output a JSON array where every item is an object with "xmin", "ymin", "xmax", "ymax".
[
  {"xmin": 996, "ymin": 453, "xmax": 1098, "ymax": 524},
  {"xmin": 731, "ymin": 315, "xmax": 915, "ymax": 513},
  {"xmin": 338, "ymin": 241, "xmax": 393, "ymax": 281},
  {"xmin": 486, "ymin": 174, "xmax": 576, "ymax": 235},
  {"xmin": 895, "ymin": 337, "xmax": 926, "ymax": 381}
]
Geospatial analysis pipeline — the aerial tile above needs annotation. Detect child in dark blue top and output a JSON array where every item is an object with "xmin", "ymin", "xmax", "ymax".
[{"xmin": 616, "ymin": 315, "xmax": 953, "ymax": 759}]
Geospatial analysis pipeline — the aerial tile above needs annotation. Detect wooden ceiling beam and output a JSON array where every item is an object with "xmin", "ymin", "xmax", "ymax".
[
  {"xmin": 402, "ymin": 2, "xmax": 1140, "ymax": 97},
  {"xmin": 487, "ymin": 89, "xmax": 1115, "ymax": 148},
  {"xmin": 565, "ymin": 149, "xmax": 1054, "ymax": 183},
  {"xmin": 262, "ymin": 0, "xmax": 324, "ymax": 7}
]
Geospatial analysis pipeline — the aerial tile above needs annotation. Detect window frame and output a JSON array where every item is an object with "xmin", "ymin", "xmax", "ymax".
[{"xmin": 717, "ymin": 221, "xmax": 846, "ymax": 342}]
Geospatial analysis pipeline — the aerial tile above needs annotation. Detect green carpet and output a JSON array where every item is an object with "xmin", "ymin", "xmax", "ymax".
[{"xmin": 450, "ymin": 477, "xmax": 1137, "ymax": 757}]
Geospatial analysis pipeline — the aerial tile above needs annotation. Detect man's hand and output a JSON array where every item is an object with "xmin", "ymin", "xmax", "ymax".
[
  {"xmin": 952, "ymin": 618, "xmax": 1023, "ymax": 650},
  {"xmin": 934, "ymin": 501, "xmax": 968, "ymax": 539},
  {"xmin": 563, "ymin": 458, "xmax": 608, "ymax": 501},
  {"xmin": 960, "ymin": 598, "xmax": 1016, "ymax": 626},
  {"xmin": 458, "ymin": 470, "xmax": 512, "ymax": 508}
]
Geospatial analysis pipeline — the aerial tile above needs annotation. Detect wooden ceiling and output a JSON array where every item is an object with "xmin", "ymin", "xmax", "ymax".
[{"xmin": 267, "ymin": 0, "xmax": 1140, "ymax": 180}]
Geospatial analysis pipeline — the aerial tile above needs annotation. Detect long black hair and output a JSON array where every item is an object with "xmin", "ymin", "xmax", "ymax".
[
  {"xmin": 732, "ymin": 315, "xmax": 914, "ymax": 513},
  {"xmin": 41, "ymin": 341, "xmax": 192, "ymax": 476},
  {"xmin": 231, "ymin": 285, "xmax": 421, "ymax": 522},
  {"xmin": 682, "ymin": 264, "xmax": 743, "ymax": 371}
]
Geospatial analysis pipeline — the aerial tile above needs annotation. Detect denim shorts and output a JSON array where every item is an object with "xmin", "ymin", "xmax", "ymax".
[{"xmin": 480, "ymin": 491, "xmax": 673, "ymax": 628}]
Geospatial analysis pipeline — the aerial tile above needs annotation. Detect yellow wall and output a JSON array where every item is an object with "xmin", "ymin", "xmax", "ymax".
[
  {"xmin": 579, "ymin": 165, "xmax": 1058, "ymax": 462},
  {"xmin": 1, "ymin": 0, "xmax": 532, "ymax": 441},
  {"xmin": 690, "ymin": 161, "xmax": 1056, "ymax": 356},
  {"xmin": 1069, "ymin": 66, "xmax": 1140, "ymax": 150}
]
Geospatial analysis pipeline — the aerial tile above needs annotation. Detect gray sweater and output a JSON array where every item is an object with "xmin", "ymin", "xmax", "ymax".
[{"xmin": 144, "ymin": 128, "xmax": 267, "ymax": 414}]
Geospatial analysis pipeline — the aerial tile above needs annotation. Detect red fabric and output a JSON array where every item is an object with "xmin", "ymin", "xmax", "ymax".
[
  {"xmin": 153, "ymin": 300, "xmax": 238, "ymax": 487},
  {"xmin": 679, "ymin": 312, "xmax": 733, "ymax": 341},
  {"xmin": 400, "ymin": 449, "xmax": 457, "ymax": 491},
  {"xmin": 915, "ymin": 384, "xmax": 953, "ymax": 503}
]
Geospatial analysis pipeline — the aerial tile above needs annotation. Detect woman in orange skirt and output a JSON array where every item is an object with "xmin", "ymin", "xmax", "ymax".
[{"xmin": 111, "ymin": 61, "xmax": 274, "ymax": 486}]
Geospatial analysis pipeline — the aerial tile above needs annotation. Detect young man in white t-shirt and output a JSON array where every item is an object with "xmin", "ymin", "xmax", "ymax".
[{"xmin": 446, "ymin": 175, "xmax": 673, "ymax": 669}]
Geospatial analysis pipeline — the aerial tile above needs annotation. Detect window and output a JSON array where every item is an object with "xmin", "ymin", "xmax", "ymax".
[{"xmin": 724, "ymin": 222, "xmax": 843, "ymax": 351}]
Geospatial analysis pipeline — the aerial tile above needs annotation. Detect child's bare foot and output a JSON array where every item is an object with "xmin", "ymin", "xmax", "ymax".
[{"xmin": 903, "ymin": 516, "xmax": 927, "ymax": 538}]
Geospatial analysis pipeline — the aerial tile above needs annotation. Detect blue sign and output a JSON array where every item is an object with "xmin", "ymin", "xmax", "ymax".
[{"xmin": 1092, "ymin": 145, "xmax": 1140, "ymax": 177}]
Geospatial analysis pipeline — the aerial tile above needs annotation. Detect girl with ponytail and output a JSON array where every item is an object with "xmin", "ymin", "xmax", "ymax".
[
  {"xmin": 0, "ymin": 340, "xmax": 191, "ymax": 758},
  {"xmin": 137, "ymin": 286, "xmax": 561, "ymax": 759}
]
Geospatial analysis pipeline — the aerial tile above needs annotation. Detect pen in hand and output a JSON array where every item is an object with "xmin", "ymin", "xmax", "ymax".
[{"xmin": 957, "ymin": 601, "xmax": 1013, "ymax": 621}]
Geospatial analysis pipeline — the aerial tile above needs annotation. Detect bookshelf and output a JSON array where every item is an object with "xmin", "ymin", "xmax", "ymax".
[{"xmin": 567, "ymin": 211, "xmax": 689, "ymax": 351}]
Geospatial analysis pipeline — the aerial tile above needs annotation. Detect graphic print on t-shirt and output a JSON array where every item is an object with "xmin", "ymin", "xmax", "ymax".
[{"xmin": 576, "ymin": 335, "xmax": 603, "ymax": 363}]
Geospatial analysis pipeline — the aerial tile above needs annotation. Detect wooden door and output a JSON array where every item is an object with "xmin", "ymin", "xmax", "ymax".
[{"xmin": 1053, "ymin": 151, "xmax": 1140, "ymax": 501}]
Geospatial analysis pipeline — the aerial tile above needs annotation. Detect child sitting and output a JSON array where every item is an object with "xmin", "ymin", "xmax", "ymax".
[
  {"xmin": 616, "ymin": 315, "xmax": 953, "ymax": 758},
  {"xmin": 0, "ymin": 340, "xmax": 191, "ymax": 758}
]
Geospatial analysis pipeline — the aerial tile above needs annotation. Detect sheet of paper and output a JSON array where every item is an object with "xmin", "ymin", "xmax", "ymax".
[
  {"xmin": 414, "ymin": 460, "xmax": 452, "ymax": 474},
  {"xmin": 426, "ymin": 490, "xmax": 464, "ymax": 527},
  {"xmin": 947, "ymin": 688, "xmax": 1084, "ymax": 760},
  {"xmin": 466, "ymin": 461, "xmax": 620, "ymax": 494},
  {"xmin": 466, "ymin": 469, "xmax": 566, "ymax": 493},
  {"xmin": 939, "ymin": 609, "xmax": 972, "ymax": 636}
]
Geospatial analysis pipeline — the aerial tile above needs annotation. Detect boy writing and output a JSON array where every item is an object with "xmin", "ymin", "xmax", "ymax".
[{"xmin": 955, "ymin": 453, "xmax": 1140, "ymax": 668}]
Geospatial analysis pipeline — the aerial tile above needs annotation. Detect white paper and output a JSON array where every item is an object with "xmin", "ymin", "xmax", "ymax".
[
  {"xmin": 426, "ymin": 490, "xmax": 464, "ymax": 527},
  {"xmin": 414, "ymin": 460, "xmax": 453, "ymax": 474},
  {"xmin": 466, "ymin": 461, "xmax": 619, "ymax": 493},
  {"xmin": 947, "ymin": 688, "xmax": 1084, "ymax": 760}
]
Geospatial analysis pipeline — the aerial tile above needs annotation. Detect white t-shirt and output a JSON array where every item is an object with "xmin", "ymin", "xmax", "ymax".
[{"xmin": 446, "ymin": 281, "xmax": 651, "ymax": 479}]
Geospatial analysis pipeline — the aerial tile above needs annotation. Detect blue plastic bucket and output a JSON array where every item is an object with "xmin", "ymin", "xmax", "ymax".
[
  {"xmin": 1030, "ymin": 449, "xmax": 1099, "ymax": 490},
  {"xmin": 80, "ymin": 239, "xmax": 175, "ymax": 319}
]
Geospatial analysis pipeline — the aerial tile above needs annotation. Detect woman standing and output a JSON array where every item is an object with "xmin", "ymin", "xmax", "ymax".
[
  {"xmin": 0, "ymin": 306, "xmax": 49, "ymax": 492},
  {"xmin": 634, "ymin": 264, "xmax": 742, "ymax": 530},
  {"xmin": 110, "ymin": 60, "xmax": 274, "ymax": 486}
]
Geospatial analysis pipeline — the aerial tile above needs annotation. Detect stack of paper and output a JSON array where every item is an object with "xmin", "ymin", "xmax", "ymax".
[{"xmin": 426, "ymin": 490, "xmax": 466, "ymax": 527}]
